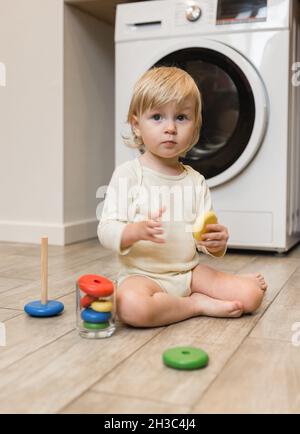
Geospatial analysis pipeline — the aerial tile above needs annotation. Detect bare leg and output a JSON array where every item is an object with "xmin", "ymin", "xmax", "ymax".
[
  {"xmin": 191, "ymin": 264, "xmax": 267, "ymax": 313},
  {"xmin": 117, "ymin": 275, "xmax": 196, "ymax": 327},
  {"xmin": 189, "ymin": 292, "xmax": 243, "ymax": 318},
  {"xmin": 117, "ymin": 275, "xmax": 246, "ymax": 328}
]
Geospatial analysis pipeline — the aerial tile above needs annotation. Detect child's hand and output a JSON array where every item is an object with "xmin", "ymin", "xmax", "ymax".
[
  {"xmin": 198, "ymin": 223, "xmax": 229, "ymax": 254},
  {"xmin": 136, "ymin": 206, "xmax": 166, "ymax": 244}
]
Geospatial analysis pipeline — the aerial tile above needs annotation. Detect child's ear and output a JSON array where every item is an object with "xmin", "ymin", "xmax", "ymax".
[{"xmin": 131, "ymin": 115, "xmax": 141, "ymax": 137}]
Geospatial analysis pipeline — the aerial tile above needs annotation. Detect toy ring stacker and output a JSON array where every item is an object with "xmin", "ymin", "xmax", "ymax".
[
  {"xmin": 78, "ymin": 274, "xmax": 114, "ymax": 298},
  {"xmin": 193, "ymin": 211, "xmax": 218, "ymax": 241},
  {"xmin": 162, "ymin": 346, "xmax": 209, "ymax": 370},
  {"xmin": 83, "ymin": 321, "xmax": 110, "ymax": 330},
  {"xmin": 90, "ymin": 300, "xmax": 113, "ymax": 312},
  {"xmin": 80, "ymin": 294, "xmax": 98, "ymax": 308},
  {"xmin": 81, "ymin": 308, "xmax": 111, "ymax": 323},
  {"xmin": 24, "ymin": 237, "xmax": 64, "ymax": 317}
]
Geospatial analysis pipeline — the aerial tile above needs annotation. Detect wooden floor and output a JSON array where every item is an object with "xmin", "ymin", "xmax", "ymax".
[{"xmin": 0, "ymin": 238, "xmax": 300, "ymax": 414}]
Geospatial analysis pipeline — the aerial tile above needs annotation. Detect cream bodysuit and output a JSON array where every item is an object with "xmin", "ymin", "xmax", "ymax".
[{"xmin": 98, "ymin": 157, "xmax": 220, "ymax": 297}]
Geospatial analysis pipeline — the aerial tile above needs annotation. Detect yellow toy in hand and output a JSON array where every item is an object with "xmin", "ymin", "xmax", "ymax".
[{"xmin": 193, "ymin": 211, "xmax": 218, "ymax": 241}]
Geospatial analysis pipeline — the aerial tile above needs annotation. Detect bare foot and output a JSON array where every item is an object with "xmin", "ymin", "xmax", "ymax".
[
  {"xmin": 190, "ymin": 292, "xmax": 243, "ymax": 318},
  {"xmin": 238, "ymin": 273, "xmax": 268, "ymax": 291}
]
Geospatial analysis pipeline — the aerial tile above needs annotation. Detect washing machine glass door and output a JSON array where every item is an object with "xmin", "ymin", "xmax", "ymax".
[{"xmin": 154, "ymin": 43, "xmax": 268, "ymax": 187}]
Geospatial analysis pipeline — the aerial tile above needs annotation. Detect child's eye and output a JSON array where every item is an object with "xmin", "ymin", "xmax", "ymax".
[
  {"xmin": 177, "ymin": 114, "xmax": 187, "ymax": 121},
  {"xmin": 152, "ymin": 114, "xmax": 162, "ymax": 121}
]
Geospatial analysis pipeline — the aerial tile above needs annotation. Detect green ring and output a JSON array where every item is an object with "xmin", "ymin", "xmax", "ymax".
[
  {"xmin": 83, "ymin": 321, "xmax": 110, "ymax": 330},
  {"xmin": 162, "ymin": 346, "xmax": 209, "ymax": 370}
]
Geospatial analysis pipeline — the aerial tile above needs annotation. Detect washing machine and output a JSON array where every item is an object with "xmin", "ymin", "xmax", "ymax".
[{"xmin": 115, "ymin": 0, "xmax": 300, "ymax": 252}]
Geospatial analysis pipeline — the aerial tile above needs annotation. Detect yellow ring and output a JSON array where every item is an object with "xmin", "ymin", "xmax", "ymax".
[{"xmin": 91, "ymin": 300, "xmax": 113, "ymax": 312}]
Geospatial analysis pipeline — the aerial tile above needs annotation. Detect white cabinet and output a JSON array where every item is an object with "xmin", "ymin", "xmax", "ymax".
[{"xmin": 66, "ymin": 0, "xmax": 132, "ymax": 25}]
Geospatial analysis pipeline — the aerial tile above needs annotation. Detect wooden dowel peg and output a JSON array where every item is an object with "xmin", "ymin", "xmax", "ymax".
[
  {"xmin": 24, "ymin": 236, "xmax": 64, "ymax": 318},
  {"xmin": 41, "ymin": 236, "xmax": 48, "ymax": 305}
]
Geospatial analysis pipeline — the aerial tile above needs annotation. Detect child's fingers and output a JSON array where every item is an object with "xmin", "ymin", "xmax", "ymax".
[
  {"xmin": 147, "ymin": 220, "xmax": 163, "ymax": 229},
  {"xmin": 146, "ymin": 223, "xmax": 165, "ymax": 242},
  {"xmin": 205, "ymin": 224, "xmax": 222, "ymax": 232},
  {"xmin": 147, "ymin": 227, "xmax": 164, "ymax": 235},
  {"xmin": 201, "ymin": 232, "xmax": 223, "ymax": 241},
  {"xmin": 203, "ymin": 241, "xmax": 222, "ymax": 248},
  {"xmin": 148, "ymin": 234, "xmax": 166, "ymax": 243},
  {"xmin": 153, "ymin": 237, "xmax": 166, "ymax": 244},
  {"xmin": 200, "ymin": 238, "xmax": 226, "ymax": 248},
  {"xmin": 148, "ymin": 205, "xmax": 166, "ymax": 221},
  {"xmin": 199, "ymin": 242, "xmax": 222, "ymax": 251}
]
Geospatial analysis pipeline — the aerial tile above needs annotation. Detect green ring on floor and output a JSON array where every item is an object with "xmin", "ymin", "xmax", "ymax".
[
  {"xmin": 83, "ymin": 321, "xmax": 110, "ymax": 330},
  {"xmin": 162, "ymin": 346, "xmax": 209, "ymax": 370}
]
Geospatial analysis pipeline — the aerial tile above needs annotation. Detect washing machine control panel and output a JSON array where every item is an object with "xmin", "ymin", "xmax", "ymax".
[
  {"xmin": 182, "ymin": 0, "xmax": 267, "ymax": 24},
  {"xmin": 176, "ymin": 0, "xmax": 271, "ymax": 27},
  {"xmin": 175, "ymin": 1, "xmax": 216, "ymax": 27},
  {"xmin": 116, "ymin": 0, "xmax": 290, "ymax": 43},
  {"xmin": 186, "ymin": 3, "xmax": 202, "ymax": 22}
]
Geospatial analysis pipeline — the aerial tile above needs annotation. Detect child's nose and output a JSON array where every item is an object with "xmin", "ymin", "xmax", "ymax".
[{"xmin": 165, "ymin": 120, "xmax": 177, "ymax": 134}]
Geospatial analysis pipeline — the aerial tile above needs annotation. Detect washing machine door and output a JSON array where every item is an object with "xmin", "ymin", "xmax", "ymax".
[{"xmin": 153, "ymin": 39, "xmax": 268, "ymax": 187}]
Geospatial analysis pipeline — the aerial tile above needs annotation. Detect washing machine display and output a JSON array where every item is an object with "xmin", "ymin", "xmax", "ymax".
[
  {"xmin": 217, "ymin": 0, "xmax": 267, "ymax": 25},
  {"xmin": 155, "ymin": 47, "xmax": 255, "ymax": 180}
]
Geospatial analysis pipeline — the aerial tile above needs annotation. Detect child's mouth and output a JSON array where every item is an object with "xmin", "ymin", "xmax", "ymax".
[{"xmin": 162, "ymin": 141, "xmax": 176, "ymax": 146}]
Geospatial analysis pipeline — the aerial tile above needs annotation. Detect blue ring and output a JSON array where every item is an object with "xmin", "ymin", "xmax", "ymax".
[
  {"xmin": 81, "ymin": 308, "xmax": 111, "ymax": 323},
  {"xmin": 24, "ymin": 300, "xmax": 64, "ymax": 317}
]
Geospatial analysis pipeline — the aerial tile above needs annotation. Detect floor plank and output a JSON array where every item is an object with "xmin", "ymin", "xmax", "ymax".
[
  {"xmin": 271, "ymin": 266, "xmax": 300, "ymax": 308},
  {"xmin": 0, "ymin": 327, "xmax": 163, "ymax": 414},
  {"xmin": 0, "ymin": 276, "xmax": 31, "ymax": 295},
  {"xmin": 250, "ymin": 267, "xmax": 300, "ymax": 342},
  {"xmin": 236, "ymin": 255, "xmax": 300, "ymax": 303},
  {"xmin": 193, "ymin": 338, "xmax": 300, "ymax": 414},
  {"xmin": 91, "ymin": 310, "xmax": 266, "ymax": 407},
  {"xmin": 0, "ymin": 255, "xmax": 118, "ymax": 310},
  {"xmin": 0, "ymin": 239, "xmax": 299, "ymax": 413},
  {"xmin": 0, "ymin": 308, "xmax": 22, "ymax": 322},
  {"xmin": 0, "ymin": 293, "xmax": 75, "ymax": 370},
  {"xmin": 61, "ymin": 391, "xmax": 190, "ymax": 414},
  {"xmin": 0, "ymin": 278, "xmax": 73, "ymax": 310}
]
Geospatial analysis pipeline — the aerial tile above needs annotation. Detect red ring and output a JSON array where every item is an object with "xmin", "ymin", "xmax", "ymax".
[
  {"xmin": 78, "ymin": 274, "xmax": 114, "ymax": 297},
  {"xmin": 80, "ymin": 294, "xmax": 97, "ymax": 308}
]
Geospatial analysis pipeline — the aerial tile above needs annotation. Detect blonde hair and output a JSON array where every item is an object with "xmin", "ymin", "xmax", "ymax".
[{"xmin": 125, "ymin": 66, "xmax": 202, "ymax": 155}]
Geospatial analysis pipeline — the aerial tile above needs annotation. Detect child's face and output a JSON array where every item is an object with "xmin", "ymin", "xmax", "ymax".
[{"xmin": 132, "ymin": 98, "xmax": 196, "ymax": 159}]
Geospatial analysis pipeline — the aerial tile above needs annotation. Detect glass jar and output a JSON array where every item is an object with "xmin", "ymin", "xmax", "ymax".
[{"xmin": 76, "ymin": 274, "xmax": 116, "ymax": 339}]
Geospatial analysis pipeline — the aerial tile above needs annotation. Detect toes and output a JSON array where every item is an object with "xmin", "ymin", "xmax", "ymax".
[
  {"xmin": 230, "ymin": 309, "xmax": 243, "ymax": 318},
  {"xmin": 229, "ymin": 302, "xmax": 243, "ymax": 317},
  {"xmin": 231, "ymin": 301, "xmax": 244, "ymax": 313},
  {"xmin": 256, "ymin": 274, "xmax": 267, "ymax": 291},
  {"xmin": 262, "ymin": 283, "xmax": 268, "ymax": 291},
  {"xmin": 236, "ymin": 301, "xmax": 244, "ymax": 310},
  {"xmin": 256, "ymin": 273, "xmax": 264, "ymax": 281},
  {"xmin": 258, "ymin": 277, "xmax": 267, "ymax": 291}
]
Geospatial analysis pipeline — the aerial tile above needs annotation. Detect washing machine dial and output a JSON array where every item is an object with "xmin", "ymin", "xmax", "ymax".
[{"xmin": 186, "ymin": 3, "xmax": 202, "ymax": 22}]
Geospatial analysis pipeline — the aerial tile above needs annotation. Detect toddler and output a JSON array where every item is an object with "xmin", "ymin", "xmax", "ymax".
[{"xmin": 98, "ymin": 67, "xmax": 267, "ymax": 327}]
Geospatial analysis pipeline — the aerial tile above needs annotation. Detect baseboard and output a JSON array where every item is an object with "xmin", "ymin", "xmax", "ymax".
[
  {"xmin": 64, "ymin": 218, "xmax": 98, "ymax": 245},
  {"xmin": 0, "ymin": 218, "xmax": 98, "ymax": 245}
]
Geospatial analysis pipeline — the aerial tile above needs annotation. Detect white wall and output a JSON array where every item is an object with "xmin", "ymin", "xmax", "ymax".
[
  {"xmin": 0, "ymin": 0, "xmax": 64, "ymax": 243},
  {"xmin": 0, "ymin": 0, "xmax": 115, "ymax": 245}
]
